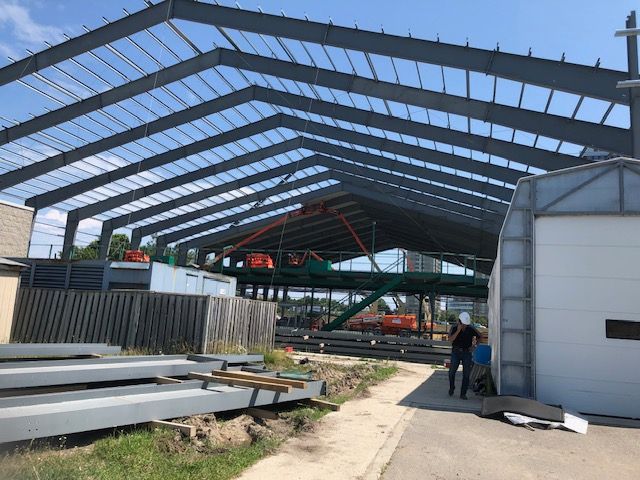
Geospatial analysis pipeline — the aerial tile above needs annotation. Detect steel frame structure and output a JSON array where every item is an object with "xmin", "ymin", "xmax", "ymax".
[{"xmin": 0, "ymin": 1, "xmax": 636, "ymax": 267}]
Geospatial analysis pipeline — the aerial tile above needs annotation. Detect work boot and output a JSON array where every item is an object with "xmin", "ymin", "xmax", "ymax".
[{"xmin": 448, "ymin": 388, "xmax": 454, "ymax": 396}]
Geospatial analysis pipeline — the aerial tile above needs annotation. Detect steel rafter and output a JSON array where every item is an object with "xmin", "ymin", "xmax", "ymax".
[
  {"xmin": 3, "ymin": 48, "xmax": 629, "ymax": 157},
  {"xmin": 87, "ymin": 153, "xmax": 506, "ymax": 259},
  {"xmin": 0, "ymin": 0, "xmax": 626, "ymax": 104},
  {"xmin": 0, "ymin": 85, "xmax": 585, "ymax": 192},
  {"xmin": 30, "ymin": 115, "xmax": 520, "ymax": 212}
]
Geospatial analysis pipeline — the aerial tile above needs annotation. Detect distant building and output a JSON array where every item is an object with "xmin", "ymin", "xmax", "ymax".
[
  {"xmin": 404, "ymin": 252, "xmax": 440, "ymax": 314},
  {"xmin": 440, "ymin": 296, "xmax": 488, "ymax": 319}
]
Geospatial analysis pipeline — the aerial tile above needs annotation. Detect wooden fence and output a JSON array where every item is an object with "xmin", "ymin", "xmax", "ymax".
[{"xmin": 10, "ymin": 288, "xmax": 276, "ymax": 353}]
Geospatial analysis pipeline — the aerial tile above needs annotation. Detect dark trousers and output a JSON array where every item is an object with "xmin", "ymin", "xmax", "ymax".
[{"xmin": 449, "ymin": 348, "xmax": 473, "ymax": 395}]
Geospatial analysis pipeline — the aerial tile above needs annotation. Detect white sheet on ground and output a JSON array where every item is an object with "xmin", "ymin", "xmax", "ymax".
[{"xmin": 503, "ymin": 410, "xmax": 588, "ymax": 434}]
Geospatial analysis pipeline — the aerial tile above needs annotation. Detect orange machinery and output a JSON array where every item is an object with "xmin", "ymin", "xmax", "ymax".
[
  {"xmin": 123, "ymin": 250, "xmax": 150, "ymax": 262},
  {"xmin": 347, "ymin": 313, "xmax": 437, "ymax": 336},
  {"xmin": 245, "ymin": 253, "xmax": 274, "ymax": 268}
]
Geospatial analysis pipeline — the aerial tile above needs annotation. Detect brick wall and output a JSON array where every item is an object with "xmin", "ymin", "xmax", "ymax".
[{"xmin": 0, "ymin": 201, "xmax": 34, "ymax": 257}]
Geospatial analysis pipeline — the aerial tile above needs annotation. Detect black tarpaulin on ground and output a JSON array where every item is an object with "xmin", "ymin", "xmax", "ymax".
[{"xmin": 480, "ymin": 395, "xmax": 564, "ymax": 422}]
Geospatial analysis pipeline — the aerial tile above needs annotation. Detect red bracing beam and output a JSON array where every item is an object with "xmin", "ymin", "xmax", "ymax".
[{"xmin": 212, "ymin": 201, "xmax": 370, "ymax": 266}]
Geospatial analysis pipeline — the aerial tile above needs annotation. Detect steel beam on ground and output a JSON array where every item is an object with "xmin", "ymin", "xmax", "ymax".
[
  {"xmin": 0, "ymin": 356, "xmax": 225, "ymax": 389},
  {"xmin": 0, "ymin": 379, "xmax": 324, "ymax": 443},
  {"xmin": 0, "ymin": 343, "xmax": 121, "ymax": 358}
]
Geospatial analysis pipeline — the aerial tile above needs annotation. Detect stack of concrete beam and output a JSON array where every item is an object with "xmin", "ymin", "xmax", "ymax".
[
  {"xmin": 276, "ymin": 327, "xmax": 452, "ymax": 363},
  {"xmin": 0, "ymin": 353, "xmax": 324, "ymax": 443}
]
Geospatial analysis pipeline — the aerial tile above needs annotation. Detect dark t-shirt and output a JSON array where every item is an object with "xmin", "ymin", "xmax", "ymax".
[{"xmin": 449, "ymin": 325, "xmax": 479, "ymax": 350}]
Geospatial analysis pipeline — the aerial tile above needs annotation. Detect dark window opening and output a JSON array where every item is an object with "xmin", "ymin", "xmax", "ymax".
[{"xmin": 606, "ymin": 319, "xmax": 640, "ymax": 340}]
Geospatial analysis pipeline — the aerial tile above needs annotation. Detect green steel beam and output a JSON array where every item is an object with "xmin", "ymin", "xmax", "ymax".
[{"xmin": 323, "ymin": 276, "xmax": 405, "ymax": 331}]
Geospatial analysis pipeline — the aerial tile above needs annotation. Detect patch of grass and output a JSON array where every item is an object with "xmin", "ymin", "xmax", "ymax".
[
  {"xmin": 261, "ymin": 349, "xmax": 311, "ymax": 373},
  {"xmin": 1, "ymin": 429, "xmax": 281, "ymax": 480}
]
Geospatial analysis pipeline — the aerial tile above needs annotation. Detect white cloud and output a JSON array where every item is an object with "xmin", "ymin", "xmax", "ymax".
[
  {"xmin": 0, "ymin": 2, "xmax": 63, "ymax": 46},
  {"xmin": 78, "ymin": 217, "xmax": 102, "ymax": 233},
  {"xmin": 40, "ymin": 208, "xmax": 67, "ymax": 224}
]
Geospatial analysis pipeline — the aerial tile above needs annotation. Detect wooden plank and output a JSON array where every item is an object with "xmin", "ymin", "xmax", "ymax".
[
  {"xmin": 163, "ymin": 294, "xmax": 176, "ymax": 352},
  {"xmin": 246, "ymin": 407, "xmax": 279, "ymax": 420},
  {"xmin": 148, "ymin": 420, "xmax": 196, "ymax": 438},
  {"xmin": 212, "ymin": 370, "xmax": 307, "ymax": 389},
  {"xmin": 187, "ymin": 372, "xmax": 292, "ymax": 394},
  {"xmin": 305, "ymin": 398, "xmax": 341, "ymax": 411},
  {"xmin": 155, "ymin": 376, "xmax": 183, "ymax": 384}
]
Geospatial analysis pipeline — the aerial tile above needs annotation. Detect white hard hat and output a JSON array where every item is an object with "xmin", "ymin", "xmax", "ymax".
[{"xmin": 459, "ymin": 312, "xmax": 471, "ymax": 325}]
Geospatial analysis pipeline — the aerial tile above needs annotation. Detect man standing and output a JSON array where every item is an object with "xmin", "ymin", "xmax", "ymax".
[{"xmin": 448, "ymin": 312, "xmax": 479, "ymax": 400}]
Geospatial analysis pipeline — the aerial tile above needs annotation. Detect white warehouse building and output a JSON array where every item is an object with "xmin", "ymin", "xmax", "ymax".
[{"xmin": 489, "ymin": 157, "xmax": 640, "ymax": 419}]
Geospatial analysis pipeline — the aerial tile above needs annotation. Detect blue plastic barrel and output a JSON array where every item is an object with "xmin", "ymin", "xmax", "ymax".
[{"xmin": 473, "ymin": 344, "xmax": 491, "ymax": 366}]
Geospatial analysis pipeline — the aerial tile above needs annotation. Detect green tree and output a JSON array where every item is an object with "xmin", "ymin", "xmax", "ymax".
[{"xmin": 71, "ymin": 233, "xmax": 131, "ymax": 261}]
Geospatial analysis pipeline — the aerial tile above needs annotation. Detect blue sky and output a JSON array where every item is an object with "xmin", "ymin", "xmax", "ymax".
[{"xmin": 0, "ymin": 0, "xmax": 636, "ymax": 259}]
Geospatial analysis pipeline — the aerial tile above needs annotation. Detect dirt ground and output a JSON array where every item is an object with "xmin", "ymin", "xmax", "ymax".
[{"xmin": 153, "ymin": 359, "xmax": 382, "ymax": 455}]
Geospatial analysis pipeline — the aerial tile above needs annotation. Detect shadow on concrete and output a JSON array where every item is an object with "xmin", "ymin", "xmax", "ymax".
[{"xmin": 398, "ymin": 368, "xmax": 483, "ymax": 414}]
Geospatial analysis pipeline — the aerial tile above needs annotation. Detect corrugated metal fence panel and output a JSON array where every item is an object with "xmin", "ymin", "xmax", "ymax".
[
  {"xmin": 202, "ymin": 296, "xmax": 277, "ymax": 354},
  {"xmin": 31, "ymin": 265, "xmax": 67, "ymax": 289},
  {"xmin": 11, "ymin": 289, "xmax": 276, "ymax": 353},
  {"xmin": 17, "ymin": 262, "xmax": 105, "ymax": 290},
  {"xmin": 68, "ymin": 264, "xmax": 104, "ymax": 290}
]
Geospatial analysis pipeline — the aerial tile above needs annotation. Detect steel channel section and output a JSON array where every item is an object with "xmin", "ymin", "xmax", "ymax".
[
  {"xmin": 274, "ymin": 336, "xmax": 451, "ymax": 355},
  {"xmin": 0, "ymin": 343, "xmax": 121, "ymax": 358},
  {"xmin": 0, "ymin": 0, "xmax": 625, "ymax": 104},
  {"xmin": 0, "ymin": 381, "xmax": 205, "ymax": 409},
  {"xmin": 275, "ymin": 327, "xmax": 450, "ymax": 347},
  {"xmin": 0, "ymin": 380, "xmax": 325, "ymax": 443},
  {"xmin": 0, "ymin": 358, "xmax": 225, "ymax": 389}
]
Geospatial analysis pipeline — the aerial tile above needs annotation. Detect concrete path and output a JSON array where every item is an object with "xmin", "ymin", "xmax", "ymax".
[
  {"xmin": 237, "ymin": 361, "xmax": 430, "ymax": 480},
  {"xmin": 382, "ymin": 404, "xmax": 640, "ymax": 480}
]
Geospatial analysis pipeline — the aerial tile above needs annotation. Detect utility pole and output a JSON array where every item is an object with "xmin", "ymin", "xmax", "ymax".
[{"xmin": 616, "ymin": 11, "xmax": 640, "ymax": 158}]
